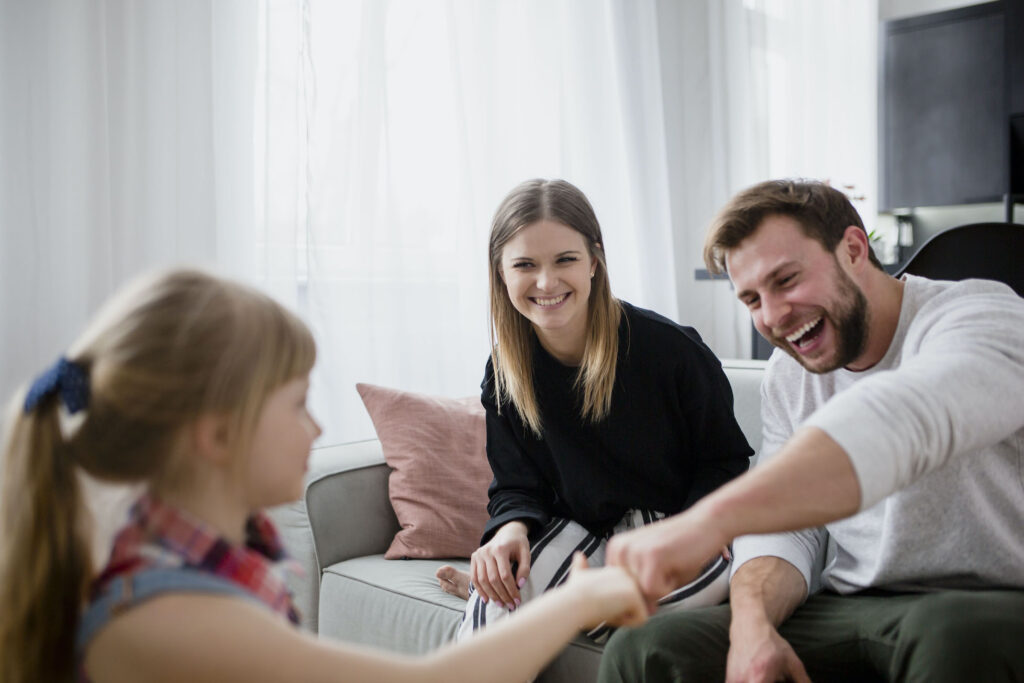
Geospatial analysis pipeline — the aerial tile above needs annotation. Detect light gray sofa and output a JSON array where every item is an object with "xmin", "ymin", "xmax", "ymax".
[{"xmin": 271, "ymin": 359, "xmax": 766, "ymax": 682}]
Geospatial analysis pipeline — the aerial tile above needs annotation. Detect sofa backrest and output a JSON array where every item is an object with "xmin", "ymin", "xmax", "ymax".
[{"xmin": 722, "ymin": 359, "xmax": 766, "ymax": 460}]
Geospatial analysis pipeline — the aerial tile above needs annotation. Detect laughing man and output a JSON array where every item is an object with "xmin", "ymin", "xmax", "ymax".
[{"xmin": 599, "ymin": 179, "xmax": 1024, "ymax": 682}]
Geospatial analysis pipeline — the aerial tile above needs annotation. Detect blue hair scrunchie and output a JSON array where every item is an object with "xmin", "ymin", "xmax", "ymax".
[{"xmin": 23, "ymin": 357, "xmax": 90, "ymax": 415}]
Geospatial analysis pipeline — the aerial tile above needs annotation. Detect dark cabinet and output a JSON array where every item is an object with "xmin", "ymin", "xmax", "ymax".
[{"xmin": 880, "ymin": 1, "xmax": 1024, "ymax": 213}]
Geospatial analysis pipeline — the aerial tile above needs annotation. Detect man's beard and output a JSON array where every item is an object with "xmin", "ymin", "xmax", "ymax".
[{"xmin": 772, "ymin": 264, "xmax": 869, "ymax": 374}]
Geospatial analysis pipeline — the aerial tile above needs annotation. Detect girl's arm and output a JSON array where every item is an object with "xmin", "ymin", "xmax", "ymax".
[{"xmin": 85, "ymin": 556, "xmax": 646, "ymax": 683}]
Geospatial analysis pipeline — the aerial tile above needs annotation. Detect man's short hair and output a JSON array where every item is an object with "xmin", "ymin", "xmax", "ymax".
[{"xmin": 703, "ymin": 179, "xmax": 883, "ymax": 274}]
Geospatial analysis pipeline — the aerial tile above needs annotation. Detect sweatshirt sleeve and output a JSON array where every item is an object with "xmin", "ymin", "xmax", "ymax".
[
  {"xmin": 479, "ymin": 361, "xmax": 552, "ymax": 544},
  {"xmin": 805, "ymin": 285, "xmax": 1024, "ymax": 511}
]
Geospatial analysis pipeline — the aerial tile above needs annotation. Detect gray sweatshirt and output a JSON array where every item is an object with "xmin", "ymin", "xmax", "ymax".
[{"xmin": 733, "ymin": 275, "xmax": 1024, "ymax": 594}]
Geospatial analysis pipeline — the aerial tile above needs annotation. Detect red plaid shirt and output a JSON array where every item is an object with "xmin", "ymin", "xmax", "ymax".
[{"xmin": 92, "ymin": 494, "xmax": 301, "ymax": 625}]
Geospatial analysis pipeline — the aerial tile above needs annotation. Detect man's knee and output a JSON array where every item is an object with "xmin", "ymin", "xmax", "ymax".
[
  {"xmin": 598, "ymin": 606, "xmax": 731, "ymax": 683},
  {"xmin": 894, "ymin": 590, "xmax": 1024, "ymax": 682}
]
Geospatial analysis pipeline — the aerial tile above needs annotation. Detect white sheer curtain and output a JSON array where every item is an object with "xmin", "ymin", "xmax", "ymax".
[
  {"xmin": 0, "ymin": 0, "xmax": 258, "ymax": 404},
  {"xmin": 0, "ymin": 0, "xmax": 259, "ymax": 551},
  {"xmin": 662, "ymin": 0, "xmax": 878, "ymax": 360},
  {"xmin": 259, "ymin": 0, "xmax": 680, "ymax": 444},
  {"xmin": 1, "ymin": 0, "xmax": 877, "ymax": 447},
  {"xmin": 758, "ymin": 0, "xmax": 878, "ymax": 221}
]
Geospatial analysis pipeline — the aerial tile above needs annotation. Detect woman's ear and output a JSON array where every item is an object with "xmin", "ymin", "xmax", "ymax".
[{"xmin": 191, "ymin": 413, "xmax": 233, "ymax": 465}]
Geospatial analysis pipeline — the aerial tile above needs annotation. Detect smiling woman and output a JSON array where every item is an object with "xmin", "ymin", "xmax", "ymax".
[
  {"xmin": 499, "ymin": 220, "xmax": 597, "ymax": 365},
  {"xmin": 487, "ymin": 181, "xmax": 619, "ymax": 434},
  {"xmin": 435, "ymin": 179, "xmax": 755, "ymax": 646}
]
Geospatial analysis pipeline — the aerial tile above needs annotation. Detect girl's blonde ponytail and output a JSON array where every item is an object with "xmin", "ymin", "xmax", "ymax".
[{"xmin": 1, "ymin": 394, "xmax": 92, "ymax": 683}]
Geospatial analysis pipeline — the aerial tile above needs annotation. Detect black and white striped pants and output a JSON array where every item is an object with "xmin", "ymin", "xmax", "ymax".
[{"xmin": 456, "ymin": 510, "xmax": 731, "ymax": 643}]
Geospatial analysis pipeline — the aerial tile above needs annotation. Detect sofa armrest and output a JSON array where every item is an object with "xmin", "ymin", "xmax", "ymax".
[{"xmin": 305, "ymin": 439, "xmax": 401, "ymax": 573}]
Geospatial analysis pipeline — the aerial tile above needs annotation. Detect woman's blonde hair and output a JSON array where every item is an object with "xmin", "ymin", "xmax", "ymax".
[
  {"xmin": 488, "ymin": 179, "xmax": 622, "ymax": 436},
  {"xmin": 0, "ymin": 268, "xmax": 316, "ymax": 683}
]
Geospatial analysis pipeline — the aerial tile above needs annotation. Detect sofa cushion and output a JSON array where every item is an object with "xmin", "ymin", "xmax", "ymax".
[
  {"xmin": 318, "ymin": 555, "xmax": 604, "ymax": 681},
  {"xmin": 356, "ymin": 384, "xmax": 492, "ymax": 559},
  {"xmin": 319, "ymin": 556, "xmax": 469, "ymax": 653}
]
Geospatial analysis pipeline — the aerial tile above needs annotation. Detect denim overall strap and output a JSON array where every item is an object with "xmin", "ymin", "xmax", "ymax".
[{"xmin": 76, "ymin": 567, "xmax": 260, "ymax": 656}]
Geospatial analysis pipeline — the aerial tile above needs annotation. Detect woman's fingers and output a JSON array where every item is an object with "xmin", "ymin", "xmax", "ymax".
[
  {"xmin": 470, "ymin": 522, "xmax": 532, "ymax": 607},
  {"xmin": 469, "ymin": 554, "xmax": 491, "ymax": 602},
  {"xmin": 485, "ymin": 552, "xmax": 517, "ymax": 606},
  {"xmin": 514, "ymin": 541, "xmax": 532, "ymax": 587},
  {"xmin": 473, "ymin": 548, "xmax": 516, "ymax": 606}
]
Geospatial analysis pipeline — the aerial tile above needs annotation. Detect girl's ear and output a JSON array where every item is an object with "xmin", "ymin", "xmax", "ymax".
[{"xmin": 191, "ymin": 413, "xmax": 233, "ymax": 464}]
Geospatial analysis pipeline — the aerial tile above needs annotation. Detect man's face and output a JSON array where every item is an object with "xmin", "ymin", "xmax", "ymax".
[{"xmin": 726, "ymin": 215, "xmax": 869, "ymax": 374}]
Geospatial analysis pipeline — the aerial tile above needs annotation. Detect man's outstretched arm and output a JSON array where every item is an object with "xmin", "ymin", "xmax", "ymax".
[{"xmin": 606, "ymin": 425, "xmax": 858, "ymax": 608}]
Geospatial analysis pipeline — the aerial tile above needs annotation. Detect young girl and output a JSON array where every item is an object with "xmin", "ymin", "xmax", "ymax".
[
  {"xmin": 437, "ymin": 179, "xmax": 753, "ymax": 641},
  {"xmin": 0, "ymin": 268, "xmax": 646, "ymax": 683}
]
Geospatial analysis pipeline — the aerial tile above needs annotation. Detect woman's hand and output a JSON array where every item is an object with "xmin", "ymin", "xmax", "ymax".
[
  {"xmin": 470, "ymin": 521, "xmax": 531, "ymax": 607},
  {"xmin": 564, "ymin": 553, "xmax": 648, "ymax": 629}
]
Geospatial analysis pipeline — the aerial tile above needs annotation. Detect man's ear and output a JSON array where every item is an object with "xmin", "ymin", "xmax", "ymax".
[
  {"xmin": 841, "ymin": 225, "xmax": 871, "ymax": 270},
  {"xmin": 191, "ymin": 413, "xmax": 233, "ymax": 464}
]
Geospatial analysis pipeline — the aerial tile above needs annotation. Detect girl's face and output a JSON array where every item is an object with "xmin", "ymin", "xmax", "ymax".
[
  {"xmin": 245, "ymin": 375, "xmax": 321, "ymax": 508},
  {"xmin": 500, "ymin": 220, "xmax": 596, "ymax": 348}
]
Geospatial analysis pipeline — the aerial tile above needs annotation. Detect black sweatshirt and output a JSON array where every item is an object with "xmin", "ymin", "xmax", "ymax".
[{"xmin": 481, "ymin": 301, "xmax": 753, "ymax": 543}]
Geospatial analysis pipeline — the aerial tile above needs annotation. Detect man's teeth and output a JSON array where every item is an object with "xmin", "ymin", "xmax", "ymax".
[
  {"xmin": 535, "ymin": 294, "xmax": 568, "ymax": 306},
  {"xmin": 785, "ymin": 317, "xmax": 822, "ymax": 343}
]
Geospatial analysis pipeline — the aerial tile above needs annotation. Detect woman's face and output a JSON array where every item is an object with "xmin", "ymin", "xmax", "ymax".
[{"xmin": 499, "ymin": 219, "xmax": 596, "ymax": 347}]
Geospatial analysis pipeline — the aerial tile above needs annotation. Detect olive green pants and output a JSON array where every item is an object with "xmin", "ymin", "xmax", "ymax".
[{"xmin": 598, "ymin": 589, "xmax": 1024, "ymax": 682}]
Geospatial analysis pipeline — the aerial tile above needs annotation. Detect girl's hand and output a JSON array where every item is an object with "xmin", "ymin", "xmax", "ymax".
[
  {"xmin": 470, "ymin": 521, "xmax": 531, "ymax": 607},
  {"xmin": 565, "ymin": 553, "xmax": 648, "ymax": 629}
]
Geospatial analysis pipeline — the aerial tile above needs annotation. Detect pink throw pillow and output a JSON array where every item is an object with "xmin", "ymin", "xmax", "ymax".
[{"xmin": 356, "ymin": 383, "xmax": 491, "ymax": 559}]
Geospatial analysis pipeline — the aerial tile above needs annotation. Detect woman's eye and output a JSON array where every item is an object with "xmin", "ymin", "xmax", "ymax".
[
  {"xmin": 511, "ymin": 262, "xmax": 532, "ymax": 269},
  {"xmin": 557, "ymin": 256, "xmax": 579, "ymax": 263}
]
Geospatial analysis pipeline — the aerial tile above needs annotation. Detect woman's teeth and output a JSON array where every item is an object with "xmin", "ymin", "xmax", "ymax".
[{"xmin": 534, "ymin": 294, "xmax": 568, "ymax": 306}]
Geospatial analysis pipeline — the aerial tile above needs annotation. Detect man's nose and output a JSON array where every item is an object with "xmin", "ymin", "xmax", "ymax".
[{"xmin": 759, "ymin": 293, "xmax": 791, "ymax": 333}]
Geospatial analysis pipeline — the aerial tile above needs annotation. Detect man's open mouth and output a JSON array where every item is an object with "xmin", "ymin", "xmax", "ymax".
[{"xmin": 785, "ymin": 316, "xmax": 824, "ymax": 350}]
